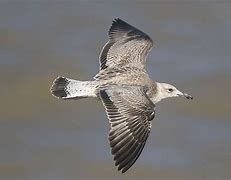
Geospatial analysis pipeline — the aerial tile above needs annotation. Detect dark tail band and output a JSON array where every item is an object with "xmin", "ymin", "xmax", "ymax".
[{"xmin": 50, "ymin": 76, "xmax": 69, "ymax": 98}]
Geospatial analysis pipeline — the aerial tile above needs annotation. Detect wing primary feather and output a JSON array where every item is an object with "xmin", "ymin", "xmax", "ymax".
[
  {"xmin": 110, "ymin": 130, "xmax": 130, "ymax": 147},
  {"xmin": 115, "ymin": 140, "xmax": 139, "ymax": 166},
  {"xmin": 117, "ymin": 142, "xmax": 143, "ymax": 171},
  {"xmin": 111, "ymin": 135, "xmax": 134, "ymax": 154},
  {"xmin": 121, "ymin": 143, "xmax": 146, "ymax": 173},
  {"xmin": 99, "ymin": 87, "xmax": 154, "ymax": 173}
]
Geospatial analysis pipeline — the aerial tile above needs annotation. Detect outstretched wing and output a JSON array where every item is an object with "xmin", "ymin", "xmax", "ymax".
[
  {"xmin": 99, "ymin": 18, "xmax": 153, "ymax": 71},
  {"xmin": 99, "ymin": 85, "xmax": 155, "ymax": 173}
]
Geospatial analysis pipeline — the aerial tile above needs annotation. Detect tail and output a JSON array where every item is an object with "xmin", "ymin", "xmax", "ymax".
[{"xmin": 50, "ymin": 76, "xmax": 97, "ymax": 99}]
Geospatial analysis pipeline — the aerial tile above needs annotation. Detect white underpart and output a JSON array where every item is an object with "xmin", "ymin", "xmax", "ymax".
[{"xmin": 64, "ymin": 78, "xmax": 97, "ymax": 99}]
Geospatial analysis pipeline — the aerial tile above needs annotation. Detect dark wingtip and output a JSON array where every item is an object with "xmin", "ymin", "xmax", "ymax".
[
  {"xmin": 121, "ymin": 168, "xmax": 127, "ymax": 174},
  {"xmin": 110, "ymin": 18, "xmax": 132, "ymax": 30},
  {"xmin": 112, "ymin": 18, "xmax": 124, "ymax": 25},
  {"xmin": 109, "ymin": 18, "xmax": 129, "ymax": 37},
  {"xmin": 109, "ymin": 18, "xmax": 151, "ymax": 42},
  {"xmin": 50, "ymin": 76, "xmax": 69, "ymax": 98},
  {"xmin": 109, "ymin": 18, "xmax": 138, "ymax": 39}
]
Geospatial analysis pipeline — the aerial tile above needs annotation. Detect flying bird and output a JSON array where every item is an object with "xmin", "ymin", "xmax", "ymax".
[{"xmin": 50, "ymin": 18, "xmax": 193, "ymax": 173}]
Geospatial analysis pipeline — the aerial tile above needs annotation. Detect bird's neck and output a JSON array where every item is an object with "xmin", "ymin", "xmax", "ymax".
[{"xmin": 150, "ymin": 82, "xmax": 166, "ymax": 104}]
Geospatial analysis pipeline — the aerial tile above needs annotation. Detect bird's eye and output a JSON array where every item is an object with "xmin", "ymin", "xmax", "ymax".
[{"xmin": 168, "ymin": 88, "xmax": 173, "ymax": 92}]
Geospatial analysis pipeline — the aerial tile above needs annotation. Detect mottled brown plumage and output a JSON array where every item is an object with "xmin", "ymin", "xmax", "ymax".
[{"xmin": 50, "ymin": 18, "xmax": 193, "ymax": 173}]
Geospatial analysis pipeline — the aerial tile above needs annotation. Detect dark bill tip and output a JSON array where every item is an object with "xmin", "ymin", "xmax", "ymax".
[{"xmin": 183, "ymin": 93, "xmax": 193, "ymax": 100}]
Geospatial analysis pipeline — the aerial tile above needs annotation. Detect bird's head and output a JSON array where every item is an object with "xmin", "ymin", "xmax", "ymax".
[{"xmin": 153, "ymin": 82, "xmax": 193, "ymax": 103}]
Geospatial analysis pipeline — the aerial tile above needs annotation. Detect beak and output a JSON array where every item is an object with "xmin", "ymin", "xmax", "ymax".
[
  {"xmin": 183, "ymin": 93, "xmax": 193, "ymax": 100},
  {"xmin": 177, "ymin": 91, "xmax": 193, "ymax": 100}
]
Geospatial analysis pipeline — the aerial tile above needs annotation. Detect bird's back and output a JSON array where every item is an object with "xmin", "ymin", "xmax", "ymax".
[{"xmin": 94, "ymin": 66, "xmax": 157, "ymax": 99}]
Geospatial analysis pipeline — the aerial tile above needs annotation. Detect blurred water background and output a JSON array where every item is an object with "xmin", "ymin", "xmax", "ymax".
[{"xmin": 0, "ymin": 1, "xmax": 231, "ymax": 180}]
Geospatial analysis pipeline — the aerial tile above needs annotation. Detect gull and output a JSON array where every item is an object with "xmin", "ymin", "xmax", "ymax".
[{"xmin": 50, "ymin": 18, "xmax": 193, "ymax": 173}]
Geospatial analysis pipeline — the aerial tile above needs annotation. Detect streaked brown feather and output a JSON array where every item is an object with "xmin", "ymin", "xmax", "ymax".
[{"xmin": 98, "ymin": 18, "xmax": 153, "ymax": 71}]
